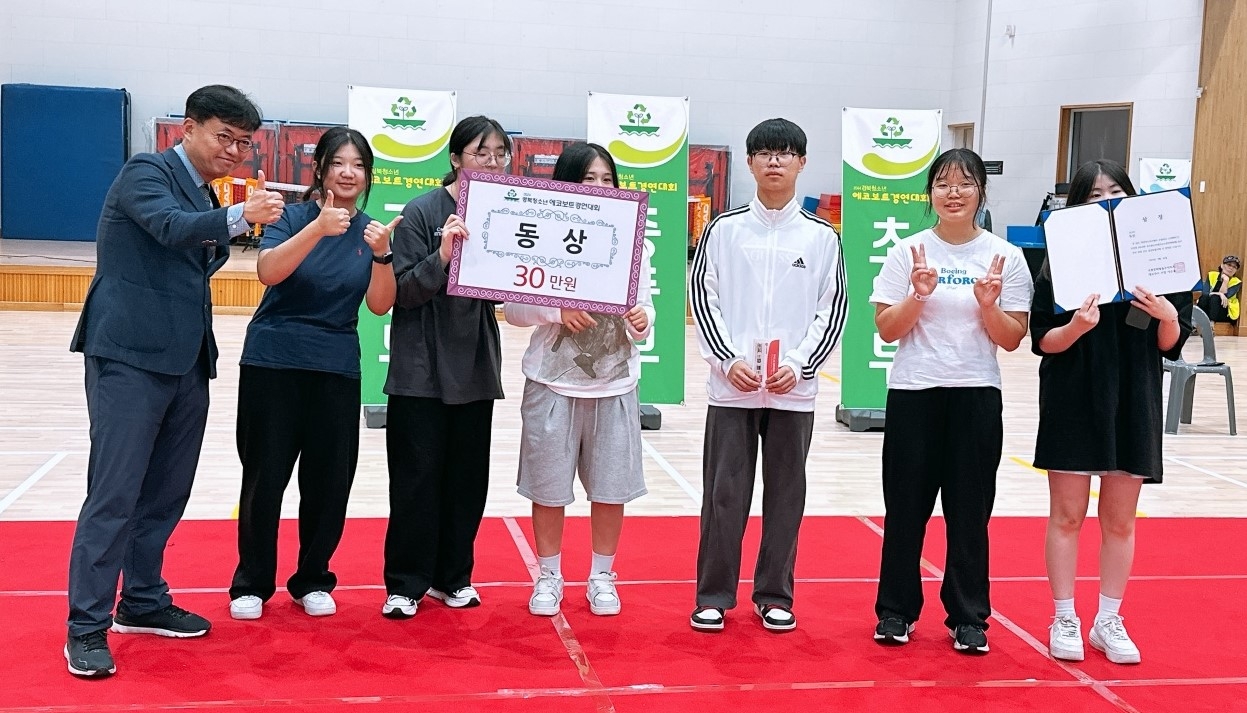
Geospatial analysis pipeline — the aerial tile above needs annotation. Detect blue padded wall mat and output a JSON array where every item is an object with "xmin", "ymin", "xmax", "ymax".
[{"xmin": 1, "ymin": 84, "xmax": 130, "ymax": 241}]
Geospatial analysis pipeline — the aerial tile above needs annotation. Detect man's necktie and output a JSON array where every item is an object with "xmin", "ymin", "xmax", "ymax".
[{"xmin": 201, "ymin": 182, "xmax": 220, "ymax": 210}]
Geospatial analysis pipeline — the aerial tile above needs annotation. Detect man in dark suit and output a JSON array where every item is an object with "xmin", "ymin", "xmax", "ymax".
[{"xmin": 64, "ymin": 85, "xmax": 285, "ymax": 677}]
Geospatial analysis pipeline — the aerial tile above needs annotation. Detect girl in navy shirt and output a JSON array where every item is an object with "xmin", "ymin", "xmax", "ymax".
[{"xmin": 228, "ymin": 127, "xmax": 400, "ymax": 620}]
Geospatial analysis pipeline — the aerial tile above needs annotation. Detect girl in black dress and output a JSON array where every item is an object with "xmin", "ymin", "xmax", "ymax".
[{"xmin": 1031, "ymin": 160, "xmax": 1192, "ymax": 665}]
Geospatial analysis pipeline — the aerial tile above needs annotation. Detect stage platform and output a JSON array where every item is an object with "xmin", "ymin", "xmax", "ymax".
[{"xmin": 0, "ymin": 238, "xmax": 263, "ymax": 313}]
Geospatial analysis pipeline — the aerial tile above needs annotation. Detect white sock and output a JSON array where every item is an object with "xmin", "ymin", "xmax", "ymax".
[
  {"xmin": 1097, "ymin": 593, "xmax": 1122, "ymax": 621},
  {"xmin": 591, "ymin": 552, "xmax": 615, "ymax": 574},
  {"xmin": 538, "ymin": 553, "xmax": 561, "ymax": 577},
  {"xmin": 1054, "ymin": 598, "xmax": 1076, "ymax": 618}
]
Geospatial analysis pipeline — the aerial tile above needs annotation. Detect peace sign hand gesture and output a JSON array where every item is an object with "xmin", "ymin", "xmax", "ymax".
[
  {"xmin": 973, "ymin": 254, "xmax": 1005, "ymax": 309},
  {"xmin": 909, "ymin": 244, "xmax": 938, "ymax": 299}
]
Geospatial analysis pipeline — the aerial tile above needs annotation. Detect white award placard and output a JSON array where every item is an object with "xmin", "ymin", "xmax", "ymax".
[{"xmin": 446, "ymin": 170, "xmax": 648, "ymax": 315}]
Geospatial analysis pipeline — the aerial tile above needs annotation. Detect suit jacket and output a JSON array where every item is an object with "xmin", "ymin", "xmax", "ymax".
[{"xmin": 71, "ymin": 148, "xmax": 231, "ymax": 377}]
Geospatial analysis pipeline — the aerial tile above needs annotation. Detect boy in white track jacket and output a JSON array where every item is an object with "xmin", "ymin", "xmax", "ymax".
[{"xmin": 688, "ymin": 118, "xmax": 848, "ymax": 633}]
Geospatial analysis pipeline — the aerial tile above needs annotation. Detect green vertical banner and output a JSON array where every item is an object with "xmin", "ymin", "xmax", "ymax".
[
  {"xmin": 587, "ymin": 92, "xmax": 688, "ymax": 404},
  {"xmin": 348, "ymin": 86, "xmax": 457, "ymax": 411},
  {"xmin": 836, "ymin": 108, "xmax": 941, "ymax": 430}
]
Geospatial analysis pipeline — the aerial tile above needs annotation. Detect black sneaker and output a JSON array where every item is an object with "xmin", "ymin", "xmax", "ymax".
[
  {"xmin": 755, "ymin": 604, "xmax": 797, "ymax": 632},
  {"xmin": 874, "ymin": 617, "xmax": 915, "ymax": 644},
  {"xmin": 950, "ymin": 624, "xmax": 989, "ymax": 654},
  {"xmin": 689, "ymin": 606, "xmax": 725, "ymax": 632},
  {"xmin": 65, "ymin": 629, "xmax": 115, "ymax": 677},
  {"xmin": 112, "ymin": 604, "xmax": 211, "ymax": 638}
]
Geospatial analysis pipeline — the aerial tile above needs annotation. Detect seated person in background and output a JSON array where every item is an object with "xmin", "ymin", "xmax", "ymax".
[{"xmin": 1198, "ymin": 255, "xmax": 1240, "ymax": 324}]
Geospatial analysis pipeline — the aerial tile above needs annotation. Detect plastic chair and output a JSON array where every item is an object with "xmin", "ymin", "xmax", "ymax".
[{"xmin": 1163, "ymin": 306, "xmax": 1236, "ymax": 435}]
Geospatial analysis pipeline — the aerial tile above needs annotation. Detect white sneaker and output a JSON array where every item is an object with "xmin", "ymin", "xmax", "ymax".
[
  {"xmin": 1089, "ymin": 614, "xmax": 1141, "ymax": 664},
  {"xmin": 529, "ymin": 568, "xmax": 564, "ymax": 616},
  {"xmin": 1049, "ymin": 615, "xmax": 1084, "ymax": 661},
  {"xmin": 294, "ymin": 591, "xmax": 336, "ymax": 617},
  {"xmin": 229, "ymin": 595, "xmax": 263, "ymax": 621},
  {"xmin": 586, "ymin": 572, "xmax": 620, "ymax": 616},
  {"xmin": 427, "ymin": 586, "xmax": 481, "ymax": 608},
  {"xmin": 381, "ymin": 594, "xmax": 417, "ymax": 619}
]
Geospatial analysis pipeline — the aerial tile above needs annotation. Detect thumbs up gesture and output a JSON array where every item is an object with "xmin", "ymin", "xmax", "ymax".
[
  {"xmin": 242, "ymin": 170, "xmax": 285, "ymax": 225},
  {"xmin": 314, "ymin": 190, "xmax": 353, "ymax": 237},
  {"xmin": 364, "ymin": 215, "xmax": 403, "ymax": 257}
]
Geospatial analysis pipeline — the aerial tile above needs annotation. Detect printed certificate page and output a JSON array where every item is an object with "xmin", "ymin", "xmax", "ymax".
[
  {"xmin": 1111, "ymin": 190, "xmax": 1200, "ymax": 297},
  {"xmin": 1043, "ymin": 202, "xmax": 1121, "ymax": 310}
]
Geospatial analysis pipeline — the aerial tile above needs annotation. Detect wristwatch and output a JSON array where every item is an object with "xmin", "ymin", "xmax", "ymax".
[{"xmin": 372, "ymin": 251, "xmax": 393, "ymax": 265}]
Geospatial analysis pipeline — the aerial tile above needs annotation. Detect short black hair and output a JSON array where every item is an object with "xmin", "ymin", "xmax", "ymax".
[
  {"xmin": 745, "ymin": 118, "xmax": 807, "ymax": 156},
  {"xmin": 925, "ymin": 148, "xmax": 988, "ymax": 214},
  {"xmin": 552, "ymin": 142, "xmax": 617, "ymax": 185},
  {"xmin": 442, "ymin": 115, "xmax": 512, "ymax": 186},
  {"xmin": 303, "ymin": 126, "xmax": 374, "ymax": 209},
  {"xmin": 1067, "ymin": 159, "xmax": 1135, "ymax": 206},
  {"xmin": 185, "ymin": 85, "xmax": 262, "ymax": 132}
]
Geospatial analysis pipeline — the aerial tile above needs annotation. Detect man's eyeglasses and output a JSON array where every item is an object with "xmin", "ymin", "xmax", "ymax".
[
  {"xmin": 932, "ymin": 182, "xmax": 979, "ymax": 196},
  {"xmin": 212, "ymin": 131, "xmax": 255, "ymax": 154},
  {"xmin": 465, "ymin": 150, "xmax": 511, "ymax": 167},
  {"xmin": 751, "ymin": 150, "xmax": 800, "ymax": 166}
]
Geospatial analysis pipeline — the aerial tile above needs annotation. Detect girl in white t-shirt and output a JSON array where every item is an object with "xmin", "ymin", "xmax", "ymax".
[
  {"xmin": 504, "ymin": 143, "xmax": 655, "ymax": 619},
  {"xmin": 868, "ymin": 148, "xmax": 1034, "ymax": 654}
]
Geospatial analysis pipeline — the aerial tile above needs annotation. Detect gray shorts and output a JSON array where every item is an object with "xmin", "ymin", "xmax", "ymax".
[{"xmin": 517, "ymin": 380, "xmax": 647, "ymax": 507}]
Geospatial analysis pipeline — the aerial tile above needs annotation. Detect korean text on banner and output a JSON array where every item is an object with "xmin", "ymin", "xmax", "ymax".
[
  {"xmin": 587, "ymin": 92, "xmax": 688, "ymax": 405},
  {"xmin": 348, "ymin": 86, "xmax": 457, "ymax": 408},
  {"xmin": 838, "ymin": 108, "xmax": 941, "ymax": 427}
]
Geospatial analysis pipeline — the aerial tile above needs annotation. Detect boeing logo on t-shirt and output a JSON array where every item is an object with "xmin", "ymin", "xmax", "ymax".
[
  {"xmin": 792, "ymin": 257, "xmax": 806, "ymax": 269},
  {"xmin": 938, "ymin": 267, "xmax": 975, "ymax": 285}
]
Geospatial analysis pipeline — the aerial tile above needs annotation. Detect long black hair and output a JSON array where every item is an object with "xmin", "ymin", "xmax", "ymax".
[
  {"xmin": 302, "ymin": 126, "xmax": 374, "ymax": 209},
  {"xmin": 551, "ymin": 142, "xmax": 617, "ymax": 185},
  {"xmin": 925, "ymin": 148, "xmax": 988, "ymax": 215},
  {"xmin": 1067, "ymin": 159, "xmax": 1135, "ymax": 206},
  {"xmin": 442, "ymin": 115, "xmax": 511, "ymax": 186}
]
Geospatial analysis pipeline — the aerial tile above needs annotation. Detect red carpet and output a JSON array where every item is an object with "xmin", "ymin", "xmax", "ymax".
[{"xmin": 0, "ymin": 516, "xmax": 1243, "ymax": 712}]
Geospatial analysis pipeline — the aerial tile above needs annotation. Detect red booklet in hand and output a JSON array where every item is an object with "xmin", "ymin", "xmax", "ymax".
[{"xmin": 753, "ymin": 339, "xmax": 780, "ymax": 380}]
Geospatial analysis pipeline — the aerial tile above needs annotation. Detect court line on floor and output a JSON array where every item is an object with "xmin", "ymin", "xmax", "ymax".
[
  {"xmin": 0, "ymin": 452, "xmax": 67, "ymax": 516},
  {"xmin": 641, "ymin": 437, "xmax": 702, "ymax": 505},
  {"xmin": 1166, "ymin": 456, "xmax": 1247, "ymax": 490},
  {"xmin": 854, "ymin": 515, "xmax": 1142, "ymax": 713},
  {"xmin": 503, "ymin": 516, "xmax": 615, "ymax": 713},
  {"xmin": 3, "ymin": 674, "xmax": 1244, "ymax": 712}
]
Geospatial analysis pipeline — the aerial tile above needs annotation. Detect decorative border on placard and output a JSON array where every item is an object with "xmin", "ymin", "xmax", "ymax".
[{"xmin": 446, "ymin": 169, "xmax": 649, "ymax": 315}]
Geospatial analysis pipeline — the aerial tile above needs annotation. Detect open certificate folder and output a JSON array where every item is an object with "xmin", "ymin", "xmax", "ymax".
[{"xmin": 1040, "ymin": 187, "xmax": 1201, "ymax": 313}]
